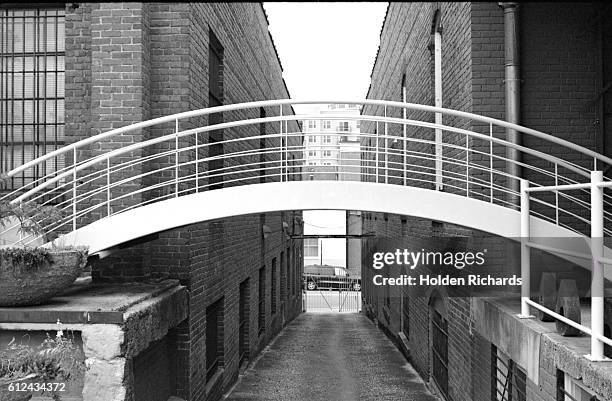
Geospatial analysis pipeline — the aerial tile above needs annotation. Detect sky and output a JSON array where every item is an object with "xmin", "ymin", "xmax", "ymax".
[{"xmin": 263, "ymin": 2, "xmax": 388, "ymax": 114}]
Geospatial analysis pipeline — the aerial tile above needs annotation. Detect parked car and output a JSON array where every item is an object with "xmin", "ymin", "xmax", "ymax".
[{"xmin": 303, "ymin": 265, "xmax": 361, "ymax": 291}]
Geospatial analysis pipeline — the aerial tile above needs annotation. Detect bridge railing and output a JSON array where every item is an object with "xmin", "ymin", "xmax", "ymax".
[{"xmin": 1, "ymin": 99, "xmax": 611, "ymax": 245}]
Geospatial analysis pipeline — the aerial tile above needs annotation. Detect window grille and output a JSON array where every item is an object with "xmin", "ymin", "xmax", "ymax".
[{"xmin": 1, "ymin": 7, "xmax": 65, "ymax": 190}]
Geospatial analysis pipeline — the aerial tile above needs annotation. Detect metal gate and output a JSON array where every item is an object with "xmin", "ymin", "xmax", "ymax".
[{"xmin": 302, "ymin": 272, "xmax": 361, "ymax": 313}]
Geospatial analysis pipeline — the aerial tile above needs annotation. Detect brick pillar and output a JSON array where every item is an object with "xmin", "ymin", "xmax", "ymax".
[{"xmin": 89, "ymin": 3, "xmax": 151, "ymax": 280}]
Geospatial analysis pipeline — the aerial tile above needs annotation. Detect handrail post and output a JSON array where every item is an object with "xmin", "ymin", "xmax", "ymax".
[
  {"xmin": 376, "ymin": 121, "xmax": 379, "ymax": 184},
  {"xmin": 403, "ymin": 106, "xmax": 407, "ymax": 186},
  {"xmin": 72, "ymin": 148, "xmax": 77, "ymax": 231},
  {"xmin": 285, "ymin": 120, "xmax": 289, "ymax": 181},
  {"xmin": 279, "ymin": 105, "xmax": 283, "ymax": 182},
  {"xmin": 106, "ymin": 157, "xmax": 111, "ymax": 217},
  {"xmin": 384, "ymin": 106, "xmax": 388, "ymax": 184},
  {"xmin": 466, "ymin": 133, "xmax": 470, "ymax": 197},
  {"xmin": 554, "ymin": 163, "xmax": 559, "ymax": 224},
  {"xmin": 490, "ymin": 123, "xmax": 494, "ymax": 203},
  {"xmin": 175, "ymin": 119, "xmax": 179, "ymax": 197},
  {"xmin": 518, "ymin": 179, "xmax": 534, "ymax": 318},
  {"xmin": 195, "ymin": 131, "xmax": 199, "ymax": 193},
  {"xmin": 587, "ymin": 170, "xmax": 606, "ymax": 360}
]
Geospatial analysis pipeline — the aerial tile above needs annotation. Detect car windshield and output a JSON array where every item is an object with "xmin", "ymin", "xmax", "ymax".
[{"xmin": 304, "ymin": 267, "xmax": 335, "ymax": 275}]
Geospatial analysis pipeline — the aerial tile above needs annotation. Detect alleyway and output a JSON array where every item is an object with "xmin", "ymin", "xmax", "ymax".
[{"xmin": 224, "ymin": 313, "xmax": 437, "ymax": 401}]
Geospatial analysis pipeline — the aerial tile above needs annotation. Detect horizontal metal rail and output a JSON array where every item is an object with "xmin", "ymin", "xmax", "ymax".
[{"xmin": 524, "ymin": 299, "xmax": 612, "ymax": 348}]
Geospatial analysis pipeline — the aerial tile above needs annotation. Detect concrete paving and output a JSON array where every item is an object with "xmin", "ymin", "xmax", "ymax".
[{"xmin": 225, "ymin": 313, "xmax": 438, "ymax": 401}]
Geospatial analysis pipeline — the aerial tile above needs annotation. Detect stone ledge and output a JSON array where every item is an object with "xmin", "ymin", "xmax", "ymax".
[
  {"xmin": 473, "ymin": 297, "xmax": 612, "ymax": 401},
  {"xmin": 0, "ymin": 278, "xmax": 183, "ymax": 325}
]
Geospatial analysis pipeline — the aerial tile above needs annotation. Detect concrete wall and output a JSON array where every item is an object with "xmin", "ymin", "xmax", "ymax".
[{"xmin": 64, "ymin": 3, "xmax": 303, "ymax": 401}]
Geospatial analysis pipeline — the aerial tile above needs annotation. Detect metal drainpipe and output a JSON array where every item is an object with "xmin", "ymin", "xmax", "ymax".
[{"xmin": 500, "ymin": 2, "xmax": 521, "ymax": 205}]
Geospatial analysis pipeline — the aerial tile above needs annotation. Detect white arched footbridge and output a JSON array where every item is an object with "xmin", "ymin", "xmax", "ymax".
[{"xmin": 2, "ymin": 99, "xmax": 612, "ymax": 359}]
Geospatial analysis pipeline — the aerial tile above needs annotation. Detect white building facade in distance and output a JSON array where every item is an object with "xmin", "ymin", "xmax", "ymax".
[{"xmin": 302, "ymin": 103, "xmax": 361, "ymax": 181}]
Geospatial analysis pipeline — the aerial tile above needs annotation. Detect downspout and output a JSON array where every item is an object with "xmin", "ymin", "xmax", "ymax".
[{"xmin": 500, "ymin": 2, "xmax": 521, "ymax": 204}]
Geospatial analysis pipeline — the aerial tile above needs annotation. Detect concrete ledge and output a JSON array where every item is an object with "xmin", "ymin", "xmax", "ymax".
[
  {"xmin": 0, "ymin": 279, "xmax": 188, "ymax": 401},
  {"xmin": 0, "ymin": 279, "xmax": 183, "ymax": 325},
  {"xmin": 123, "ymin": 283, "xmax": 188, "ymax": 358},
  {"xmin": 473, "ymin": 297, "xmax": 612, "ymax": 401}
]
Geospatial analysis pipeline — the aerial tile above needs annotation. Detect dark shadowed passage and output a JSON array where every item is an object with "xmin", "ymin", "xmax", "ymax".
[{"xmin": 224, "ymin": 313, "xmax": 437, "ymax": 401}]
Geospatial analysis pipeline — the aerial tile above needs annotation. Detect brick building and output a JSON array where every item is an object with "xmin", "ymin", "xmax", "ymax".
[
  {"xmin": 1, "ymin": 3, "xmax": 303, "ymax": 401},
  {"xmin": 361, "ymin": 3, "xmax": 612, "ymax": 401}
]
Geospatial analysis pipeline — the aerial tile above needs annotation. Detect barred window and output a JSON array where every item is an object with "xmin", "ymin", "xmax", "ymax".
[{"xmin": 0, "ymin": 7, "xmax": 65, "ymax": 189}]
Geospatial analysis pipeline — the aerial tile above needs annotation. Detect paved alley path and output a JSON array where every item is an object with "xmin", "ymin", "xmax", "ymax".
[{"xmin": 224, "ymin": 313, "xmax": 438, "ymax": 401}]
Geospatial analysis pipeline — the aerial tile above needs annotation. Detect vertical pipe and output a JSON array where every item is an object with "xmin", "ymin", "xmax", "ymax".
[
  {"xmin": 434, "ymin": 28, "xmax": 443, "ymax": 190},
  {"xmin": 501, "ymin": 2, "xmax": 521, "ymax": 204},
  {"xmin": 590, "ymin": 170, "xmax": 605, "ymax": 360},
  {"xmin": 519, "ymin": 179, "xmax": 532, "ymax": 318}
]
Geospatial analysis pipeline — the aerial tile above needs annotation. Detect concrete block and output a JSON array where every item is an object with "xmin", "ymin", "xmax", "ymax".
[
  {"xmin": 82, "ymin": 325, "xmax": 125, "ymax": 360},
  {"xmin": 555, "ymin": 279, "xmax": 581, "ymax": 336}
]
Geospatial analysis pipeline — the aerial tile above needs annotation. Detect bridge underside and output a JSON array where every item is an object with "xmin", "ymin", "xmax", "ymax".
[{"xmin": 58, "ymin": 180, "xmax": 584, "ymax": 253}]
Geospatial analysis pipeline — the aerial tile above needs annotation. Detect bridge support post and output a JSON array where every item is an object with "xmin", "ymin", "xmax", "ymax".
[
  {"xmin": 586, "ymin": 170, "xmax": 606, "ymax": 361},
  {"xmin": 518, "ymin": 179, "xmax": 534, "ymax": 318}
]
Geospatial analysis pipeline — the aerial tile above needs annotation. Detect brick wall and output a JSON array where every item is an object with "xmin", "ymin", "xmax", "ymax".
[
  {"xmin": 64, "ymin": 3, "xmax": 303, "ymax": 401},
  {"xmin": 361, "ymin": 3, "xmax": 611, "ymax": 401}
]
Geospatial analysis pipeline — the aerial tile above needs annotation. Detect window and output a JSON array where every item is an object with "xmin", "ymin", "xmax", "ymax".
[
  {"xmin": 280, "ymin": 251, "xmax": 286, "ymax": 302},
  {"xmin": 323, "ymin": 162, "xmax": 332, "ymax": 166},
  {"xmin": 1, "ymin": 7, "xmax": 66, "ymax": 189},
  {"xmin": 308, "ymin": 150, "xmax": 316, "ymax": 157},
  {"xmin": 258, "ymin": 266, "xmax": 265, "ymax": 335},
  {"xmin": 308, "ymin": 162, "xmax": 315, "ymax": 166},
  {"xmin": 308, "ymin": 135, "xmax": 316, "ymax": 142},
  {"xmin": 206, "ymin": 297, "xmax": 224, "ymax": 381},
  {"xmin": 323, "ymin": 135, "xmax": 331, "ymax": 143},
  {"xmin": 292, "ymin": 247, "xmax": 297, "ymax": 296},
  {"xmin": 239, "ymin": 279, "xmax": 249, "ymax": 365},
  {"xmin": 338, "ymin": 122, "xmax": 349, "ymax": 132},
  {"xmin": 492, "ymin": 345, "xmax": 526, "ymax": 401},
  {"xmin": 323, "ymin": 120, "xmax": 331, "ymax": 129},
  {"xmin": 322, "ymin": 150, "xmax": 332, "ymax": 157},
  {"xmin": 557, "ymin": 370, "xmax": 599, "ymax": 401},
  {"xmin": 308, "ymin": 120, "xmax": 317, "ymax": 129},
  {"xmin": 271, "ymin": 257, "xmax": 277, "ymax": 315},
  {"xmin": 304, "ymin": 238, "xmax": 318, "ymax": 257},
  {"xmin": 208, "ymin": 30, "xmax": 224, "ymax": 190},
  {"xmin": 285, "ymin": 247, "xmax": 290, "ymax": 301},
  {"xmin": 430, "ymin": 296, "xmax": 449, "ymax": 399},
  {"xmin": 401, "ymin": 286, "xmax": 409, "ymax": 338}
]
